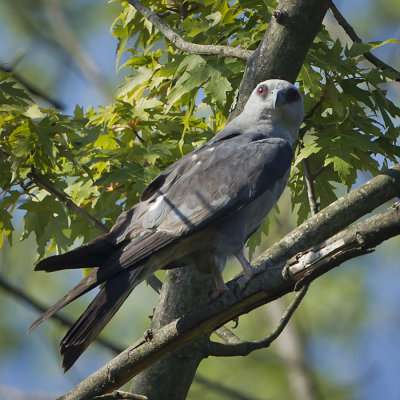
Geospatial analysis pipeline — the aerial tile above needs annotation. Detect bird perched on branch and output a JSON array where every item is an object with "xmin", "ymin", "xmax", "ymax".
[{"xmin": 29, "ymin": 79, "xmax": 304, "ymax": 371}]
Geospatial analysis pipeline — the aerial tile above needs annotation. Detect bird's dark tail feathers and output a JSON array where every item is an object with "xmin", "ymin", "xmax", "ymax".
[
  {"xmin": 35, "ymin": 233, "xmax": 117, "ymax": 272},
  {"xmin": 60, "ymin": 266, "xmax": 144, "ymax": 372}
]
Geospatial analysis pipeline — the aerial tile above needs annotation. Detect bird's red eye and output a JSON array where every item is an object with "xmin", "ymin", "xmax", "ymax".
[{"xmin": 257, "ymin": 85, "xmax": 266, "ymax": 95}]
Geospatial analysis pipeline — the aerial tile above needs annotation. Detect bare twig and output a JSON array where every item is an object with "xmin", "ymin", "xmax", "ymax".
[
  {"xmin": 93, "ymin": 391, "xmax": 148, "ymax": 400},
  {"xmin": 41, "ymin": 0, "xmax": 113, "ymax": 95},
  {"xmin": 194, "ymin": 375, "xmax": 266, "ymax": 400},
  {"xmin": 205, "ymin": 285, "xmax": 308, "ymax": 357},
  {"xmin": 302, "ymin": 158, "xmax": 319, "ymax": 216},
  {"xmin": 126, "ymin": 0, "xmax": 252, "ymax": 60},
  {"xmin": 330, "ymin": 2, "xmax": 400, "ymax": 81},
  {"xmin": 0, "ymin": 64, "xmax": 64, "ymax": 109},
  {"xmin": 0, "ymin": 274, "xmax": 123, "ymax": 354},
  {"xmin": 0, "ymin": 148, "xmax": 107, "ymax": 233},
  {"xmin": 311, "ymin": 165, "xmax": 326, "ymax": 180},
  {"xmin": 28, "ymin": 169, "xmax": 109, "ymax": 233},
  {"xmin": 303, "ymin": 96, "xmax": 325, "ymax": 123}
]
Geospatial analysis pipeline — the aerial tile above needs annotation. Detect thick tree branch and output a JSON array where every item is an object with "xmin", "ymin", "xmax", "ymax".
[
  {"xmin": 58, "ymin": 164, "xmax": 400, "ymax": 400},
  {"xmin": 205, "ymin": 285, "xmax": 308, "ymax": 357},
  {"xmin": 125, "ymin": 0, "xmax": 252, "ymax": 60},
  {"xmin": 254, "ymin": 164, "xmax": 400, "ymax": 267},
  {"xmin": 329, "ymin": 2, "xmax": 400, "ymax": 81}
]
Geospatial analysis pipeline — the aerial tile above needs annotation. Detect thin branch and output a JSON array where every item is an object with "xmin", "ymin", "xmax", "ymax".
[
  {"xmin": 253, "ymin": 163, "xmax": 400, "ymax": 268},
  {"xmin": 205, "ymin": 285, "xmax": 308, "ymax": 357},
  {"xmin": 0, "ymin": 274, "xmax": 123, "ymax": 354},
  {"xmin": 30, "ymin": 170, "xmax": 165, "ymax": 294},
  {"xmin": 330, "ymin": 2, "xmax": 400, "ymax": 81},
  {"xmin": 29, "ymin": 169, "xmax": 109, "ymax": 233},
  {"xmin": 41, "ymin": 0, "xmax": 113, "ymax": 96},
  {"xmin": 303, "ymin": 97, "xmax": 325, "ymax": 123},
  {"xmin": 0, "ymin": 64, "xmax": 64, "ymax": 109},
  {"xmin": 93, "ymin": 391, "xmax": 148, "ymax": 400},
  {"xmin": 311, "ymin": 165, "xmax": 326, "ymax": 180},
  {"xmin": 302, "ymin": 158, "xmax": 319, "ymax": 216},
  {"xmin": 58, "ymin": 167, "xmax": 400, "ymax": 400},
  {"xmin": 126, "ymin": 0, "xmax": 252, "ymax": 60},
  {"xmin": 0, "ymin": 148, "xmax": 108, "ymax": 233},
  {"xmin": 194, "ymin": 375, "xmax": 266, "ymax": 400}
]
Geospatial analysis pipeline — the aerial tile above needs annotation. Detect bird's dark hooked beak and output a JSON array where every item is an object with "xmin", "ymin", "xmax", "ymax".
[{"xmin": 275, "ymin": 87, "xmax": 301, "ymax": 107}]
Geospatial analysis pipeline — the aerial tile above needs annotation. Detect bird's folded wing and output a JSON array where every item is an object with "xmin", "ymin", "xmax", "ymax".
[{"xmin": 109, "ymin": 136, "xmax": 294, "ymax": 265}]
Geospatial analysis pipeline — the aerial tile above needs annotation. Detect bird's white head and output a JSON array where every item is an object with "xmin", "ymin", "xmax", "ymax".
[{"xmin": 243, "ymin": 79, "xmax": 304, "ymax": 144}]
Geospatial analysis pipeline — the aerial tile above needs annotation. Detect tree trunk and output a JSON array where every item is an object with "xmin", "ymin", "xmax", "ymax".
[{"xmin": 130, "ymin": 266, "xmax": 213, "ymax": 399}]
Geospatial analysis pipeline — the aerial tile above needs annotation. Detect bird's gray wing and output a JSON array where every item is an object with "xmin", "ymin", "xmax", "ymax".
[{"xmin": 33, "ymin": 135, "xmax": 294, "ymax": 371}]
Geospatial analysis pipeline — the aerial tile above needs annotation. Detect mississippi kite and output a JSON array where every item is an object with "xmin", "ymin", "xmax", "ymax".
[{"xmin": 29, "ymin": 79, "xmax": 304, "ymax": 371}]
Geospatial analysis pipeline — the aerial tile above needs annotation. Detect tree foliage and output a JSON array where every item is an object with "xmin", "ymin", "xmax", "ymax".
[
  {"xmin": 0, "ymin": 1, "xmax": 400, "ymax": 399},
  {"xmin": 1, "ymin": 0, "xmax": 398, "ymax": 263}
]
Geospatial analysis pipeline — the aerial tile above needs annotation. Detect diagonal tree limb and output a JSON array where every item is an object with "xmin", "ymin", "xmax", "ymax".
[
  {"xmin": 58, "ymin": 164, "xmax": 400, "ymax": 400},
  {"xmin": 254, "ymin": 163, "xmax": 400, "ymax": 268},
  {"xmin": 59, "ymin": 203, "xmax": 400, "ymax": 400},
  {"xmin": 125, "ymin": 0, "xmax": 252, "ymax": 60},
  {"xmin": 329, "ymin": 2, "xmax": 400, "ymax": 81}
]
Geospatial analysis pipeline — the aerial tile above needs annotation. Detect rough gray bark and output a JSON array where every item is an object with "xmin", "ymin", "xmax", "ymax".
[
  {"xmin": 130, "ymin": 267, "xmax": 213, "ymax": 400},
  {"xmin": 229, "ymin": 0, "xmax": 332, "ymax": 120}
]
